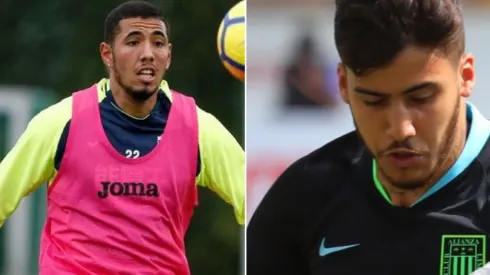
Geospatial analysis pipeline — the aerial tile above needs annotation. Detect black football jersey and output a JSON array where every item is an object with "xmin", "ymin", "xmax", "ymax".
[{"xmin": 247, "ymin": 103, "xmax": 490, "ymax": 275}]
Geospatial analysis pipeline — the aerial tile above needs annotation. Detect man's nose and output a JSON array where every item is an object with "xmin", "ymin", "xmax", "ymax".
[
  {"xmin": 140, "ymin": 41, "xmax": 155, "ymax": 62},
  {"xmin": 386, "ymin": 105, "xmax": 416, "ymax": 141}
]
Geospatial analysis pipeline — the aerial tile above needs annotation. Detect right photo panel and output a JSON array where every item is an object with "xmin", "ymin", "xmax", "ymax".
[{"xmin": 246, "ymin": 0, "xmax": 490, "ymax": 274}]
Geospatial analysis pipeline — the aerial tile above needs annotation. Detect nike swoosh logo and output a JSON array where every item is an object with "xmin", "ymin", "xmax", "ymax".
[{"xmin": 319, "ymin": 238, "xmax": 359, "ymax": 256}]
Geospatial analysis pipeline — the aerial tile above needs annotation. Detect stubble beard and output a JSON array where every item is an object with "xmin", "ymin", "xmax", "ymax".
[
  {"xmin": 354, "ymin": 96, "xmax": 461, "ymax": 191},
  {"xmin": 112, "ymin": 58, "xmax": 160, "ymax": 103}
]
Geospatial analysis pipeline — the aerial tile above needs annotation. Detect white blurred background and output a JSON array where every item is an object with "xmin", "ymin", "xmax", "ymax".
[{"xmin": 246, "ymin": 0, "xmax": 490, "ymax": 222}]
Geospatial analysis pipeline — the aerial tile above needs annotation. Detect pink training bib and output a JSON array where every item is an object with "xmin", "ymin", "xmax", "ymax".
[{"xmin": 39, "ymin": 84, "xmax": 199, "ymax": 275}]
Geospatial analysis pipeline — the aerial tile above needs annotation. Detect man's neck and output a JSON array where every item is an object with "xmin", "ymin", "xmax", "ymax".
[{"xmin": 110, "ymin": 79, "xmax": 158, "ymax": 119}]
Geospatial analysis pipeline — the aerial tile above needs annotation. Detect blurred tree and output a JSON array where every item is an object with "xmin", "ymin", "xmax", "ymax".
[{"xmin": 0, "ymin": 0, "xmax": 243, "ymax": 274}]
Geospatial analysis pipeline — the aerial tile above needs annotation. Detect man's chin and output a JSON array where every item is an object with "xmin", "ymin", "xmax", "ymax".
[
  {"xmin": 380, "ymin": 168, "xmax": 431, "ymax": 190},
  {"xmin": 136, "ymin": 80, "xmax": 159, "ymax": 90},
  {"xmin": 389, "ymin": 179, "xmax": 427, "ymax": 191},
  {"xmin": 124, "ymin": 87, "xmax": 158, "ymax": 102}
]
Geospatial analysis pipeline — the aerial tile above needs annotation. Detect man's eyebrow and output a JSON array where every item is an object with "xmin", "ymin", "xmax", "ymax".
[
  {"xmin": 124, "ymin": 30, "xmax": 167, "ymax": 39},
  {"xmin": 151, "ymin": 30, "xmax": 166, "ymax": 38},
  {"xmin": 354, "ymin": 82, "xmax": 436, "ymax": 96}
]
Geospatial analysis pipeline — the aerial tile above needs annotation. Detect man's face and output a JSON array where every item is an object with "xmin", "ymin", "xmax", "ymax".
[
  {"xmin": 101, "ymin": 17, "xmax": 171, "ymax": 102},
  {"xmin": 338, "ymin": 47, "xmax": 475, "ymax": 189}
]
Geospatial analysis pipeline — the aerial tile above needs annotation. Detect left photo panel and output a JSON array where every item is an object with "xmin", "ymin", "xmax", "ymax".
[{"xmin": 0, "ymin": 1, "xmax": 245, "ymax": 275}]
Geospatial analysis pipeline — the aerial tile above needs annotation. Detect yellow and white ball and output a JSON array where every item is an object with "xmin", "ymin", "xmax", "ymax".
[{"xmin": 217, "ymin": 1, "xmax": 245, "ymax": 82}]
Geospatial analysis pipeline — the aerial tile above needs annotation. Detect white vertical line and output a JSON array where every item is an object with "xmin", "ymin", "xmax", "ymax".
[
  {"xmin": 0, "ymin": 88, "xmax": 34, "ymax": 275},
  {"xmin": 243, "ymin": 1, "xmax": 248, "ymax": 274}
]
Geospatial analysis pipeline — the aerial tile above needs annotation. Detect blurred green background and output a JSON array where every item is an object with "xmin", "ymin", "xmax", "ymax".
[{"xmin": 0, "ymin": 0, "xmax": 244, "ymax": 274}]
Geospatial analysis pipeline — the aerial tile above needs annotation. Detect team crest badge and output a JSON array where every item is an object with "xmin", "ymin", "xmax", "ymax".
[{"xmin": 440, "ymin": 235, "xmax": 486, "ymax": 275}]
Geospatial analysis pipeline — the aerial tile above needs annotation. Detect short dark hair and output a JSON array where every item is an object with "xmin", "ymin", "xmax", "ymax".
[
  {"xmin": 104, "ymin": 0, "xmax": 170, "ymax": 45},
  {"xmin": 334, "ymin": 0, "xmax": 465, "ymax": 76}
]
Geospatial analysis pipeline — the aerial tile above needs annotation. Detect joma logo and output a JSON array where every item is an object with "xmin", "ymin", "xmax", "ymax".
[{"xmin": 97, "ymin": 181, "xmax": 160, "ymax": 199}]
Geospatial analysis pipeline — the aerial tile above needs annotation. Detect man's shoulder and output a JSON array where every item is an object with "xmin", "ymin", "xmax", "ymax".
[
  {"xmin": 268, "ymin": 131, "xmax": 368, "ymax": 203},
  {"xmin": 30, "ymin": 95, "xmax": 73, "ymax": 130},
  {"xmin": 254, "ymin": 131, "xmax": 369, "ymax": 233},
  {"xmin": 311, "ymin": 130, "xmax": 365, "ymax": 161},
  {"xmin": 288, "ymin": 131, "xmax": 366, "ymax": 179}
]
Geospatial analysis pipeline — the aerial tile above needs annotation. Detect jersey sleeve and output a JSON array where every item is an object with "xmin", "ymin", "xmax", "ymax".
[
  {"xmin": 195, "ymin": 108, "xmax": 245, "ymax": 225},
  {"xmin": 247, "ymin": 160, "xmax": 309, "ymax": 274},
  {"xmin": 0, "ymin": 97, "xmax": 70, "ymax": 227}
]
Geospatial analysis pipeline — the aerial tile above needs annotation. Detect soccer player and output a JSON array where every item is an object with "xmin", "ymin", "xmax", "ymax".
[
  {"xmin": 247, "ymin": 0, "xmax": 490, "ymax": 274},
  {"xmin": 0, "ymin": 1, "xmax": 244, "ymax": 274}
]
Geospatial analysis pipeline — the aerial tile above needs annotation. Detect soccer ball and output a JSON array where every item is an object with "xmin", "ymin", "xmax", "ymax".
[{"xmin": 217, "ymin": 1, "xmax": 245, "ymax": 82}]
